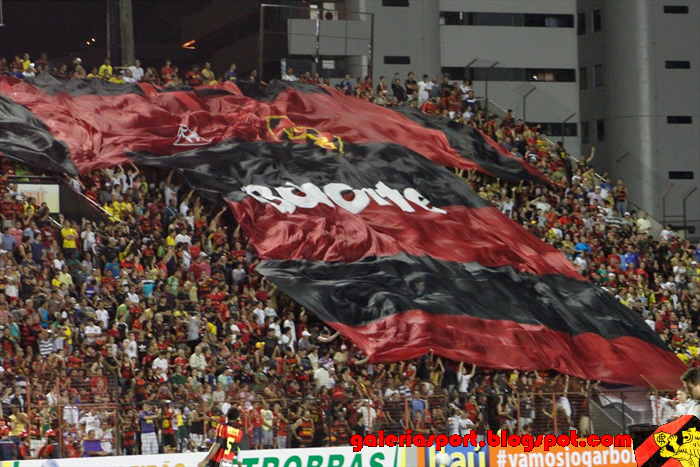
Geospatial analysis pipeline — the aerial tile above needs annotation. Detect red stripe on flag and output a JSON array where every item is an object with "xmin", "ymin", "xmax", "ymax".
[
  {"xmin": 329, "ymin": 310, "xmax": 686, "ymax": 388},
  {"xmin": 230, "ymin": 199, "xmax": 579, "ymax": 278},
  {"xmin": 268, "ymin": 85, "xmax": 550, "ymax": 182}
]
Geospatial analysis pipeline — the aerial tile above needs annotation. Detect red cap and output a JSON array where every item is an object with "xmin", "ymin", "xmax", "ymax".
[
  {"xmin": 0, "ymin": 426, "xmax": 10, "ymax": 435},
  {"xmin": 45, "ymin": 429, "xmax": 56, "ymax": 438},
  {"xmin": 19, "ymin": 430, "xmax": 28, "ymax": 438}
]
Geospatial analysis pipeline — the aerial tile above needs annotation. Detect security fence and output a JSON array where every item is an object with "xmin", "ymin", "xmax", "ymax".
[{"xmin": 0, "ymin": 371, "xmax": 676, "ymax": 459}]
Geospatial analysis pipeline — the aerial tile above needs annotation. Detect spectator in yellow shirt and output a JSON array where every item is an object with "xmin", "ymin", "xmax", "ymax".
[
  {"xmin": 9, "ymin": 405, "xmax": 29, "ymax": 443},
  {"xmin": 166, "ymin": 234, "xmax": 176, "ymax": 248},
  {"xmin": 19, "ymin": 53, "xmax": 31, "ymax": 71},
  {"xmin": 61, "ymin": 220, "xmax": 78, "ymax": 259},
  {"xmin": 98, "ymin": 58, "xmax": 113, "ymax": 78}
]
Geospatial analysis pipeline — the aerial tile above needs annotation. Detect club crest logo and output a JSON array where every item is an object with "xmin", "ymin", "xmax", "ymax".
[
  {"xmin": 174, "ymin": 124, "xmax": 212, "ymax": 147},
  {"xmin": 632, "ymin": 415, "xmax": 700, "ymax": 467},
  {"xmin": 265, "ymin": 115, "xmax": 343, "ymax": 153}
]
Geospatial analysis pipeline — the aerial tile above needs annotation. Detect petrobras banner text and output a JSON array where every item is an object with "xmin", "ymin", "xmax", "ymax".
[{"xmin": 4, "ymin": 445, "xmax": 418, "ymax": 467}]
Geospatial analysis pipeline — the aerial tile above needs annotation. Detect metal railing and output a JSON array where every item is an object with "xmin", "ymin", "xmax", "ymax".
[{"xmin": 259, "ymin": 3, "xmax": 374, "ymax": 82}]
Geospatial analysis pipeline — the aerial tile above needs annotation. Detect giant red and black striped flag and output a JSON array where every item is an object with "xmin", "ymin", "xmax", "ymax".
[
  {"xmin": 0, "ymin": 75, "xmax": 548, "ymax": 184},
  {"xmin": 131, "ymin": 139, "xmax": 687, "ymax": 387},
  {"xmin": 0, "ymin": 75, "xmax": 685, "ymax": 386}
]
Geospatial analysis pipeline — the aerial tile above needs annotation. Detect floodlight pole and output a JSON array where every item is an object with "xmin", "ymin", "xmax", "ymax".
[
  {"xmin": 106, "ymin": 0, "xmax": 111, "ymax": 59},
  {"xmin": 484, "ymin": 61, "xmax": 498, "ymax": 116},
  {"xmin": 119, "ymin": 0, "xmax": 135, "ymax": 65},
  {"xmin": 259, "ymin": 5, "xmax": 265, "ymax": 79},
  {"xmin": 0, "ymin": 0, "xmax": 4, "ymax": 27},
  {"xmin": 314, "ymin": 8, "xmax": 321, "ymax": 76}
]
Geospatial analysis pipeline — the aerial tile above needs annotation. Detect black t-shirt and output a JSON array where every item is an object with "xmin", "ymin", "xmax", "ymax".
[
  {"xmin": 102, "ymin": 245, "xmax": 118, "ymax": 263},
  {"xmin": 441, "ymin": 82, "xmax": 452, "ymax": 97},
  {"xmin": 263, "ymin": 336, "xmax": 278, "ymax": 358},
  {"xmin": 104, "ymin": 355, "xmax": 118, "ymax": 374},
  {"xmin": 405, "ymin": 79, "xmax": 417, "ymax": 93},
  {"xmin": 352, "ymin": 423, "xmax": 365, "ymax": 438},
  {"xmin": 392, "ymin": 83, "xmax": 406, "ymax": 102},
  {"xmin": 137, "ymin": 340, "xmax": 149, "ymax": 360}
]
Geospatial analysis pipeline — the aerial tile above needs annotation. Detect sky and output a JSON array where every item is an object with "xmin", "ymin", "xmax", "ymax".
[{"xmin": 0, "ymin": 0, "xmax": 213, "ymax": 63}]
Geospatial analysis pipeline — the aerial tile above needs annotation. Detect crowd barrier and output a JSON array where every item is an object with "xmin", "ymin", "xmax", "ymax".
[{"xmin": 3, "ymin": 443, "xmax": 638, "ymax": 467}]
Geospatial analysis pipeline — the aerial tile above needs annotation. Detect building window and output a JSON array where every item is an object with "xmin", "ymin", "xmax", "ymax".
[
  {"xmin": 523, "ymin": 14, "xmax": 574, "ymax": 28},
  {"xmin": 667, "ymin": 116, "xmax": 693, "ymax": 124},
  {"xmin": 594, "ymin": 64, "xmax": 603, "ymax": 87},
  {"xmin": 579, "ymin": 67, "xmax": 588, "ymax": 89},
  {"xmin": 530, "ymin": 123, "xmax": 578, "ymax": 137},
  {"xmin": 665, "ymin": 60, "xmax": 691, "ymax": 69},
  {"xmin": 581, "ymin": 122, "xmax": 590, "ymax": 144},
  {"xmin": 596, "ymin": 119, "xmax": 605, "ymax": 141},
  {"xmin": 577, "ymin": 12, "xmax": 586, "ymax": 35},
  {"xmin": 593, "ymin": 10, "xmax": 602, "ymax": 31},
  {"xmin": 383, "ymin": 0, "xmax": 409, "ymax": 6},
  {"xmin": 439, "ymin": 12, "xmax": 574, "ymax": 27},
  {"xmin": 384, "ymin": 56, "xmax": 411, "ymax": 65},
  {"xmin": 529, "ymin": 69, "xmax": 576, "ymax": 82},
  {"xmin": 444, "ymin": 67, "xmax": 576, "ymax": 82},
  {"xmin": 664, "ymin": 5, "xmax": 689, "ymax": 13},
  {"xmin": 669, "ymin": 171, "xmax": 694, "ymax": 180}
]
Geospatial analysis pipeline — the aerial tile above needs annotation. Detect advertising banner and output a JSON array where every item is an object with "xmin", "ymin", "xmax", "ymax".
[
  {"xmin": 416, "ymin": 444, "xmax": 488, "ymax": 467},
  {"xmin": 4, "ymin": 445, "xmax": 417, "ymax": 467},
  {"xmin": 17, "ymin": 183, "xmax": 60, "ymax": 213},
  {"xmin": 487, "ymin": 444, "xmax": 636, "ymax": 467}
]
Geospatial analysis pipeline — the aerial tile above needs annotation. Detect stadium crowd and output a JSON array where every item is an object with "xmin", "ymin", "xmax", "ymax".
[{"xmin": 0, "ymin": 55, "xmax": 697, "ymax": 460}]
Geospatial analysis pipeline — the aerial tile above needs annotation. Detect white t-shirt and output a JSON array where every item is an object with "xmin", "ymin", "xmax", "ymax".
[
  {"xmin": 358, "ymin": 406, "xmax": 376, "ymax": 431},
  {"xmin": 637, "ymin": 218, "xmax": 651, "ymax": 233},
  {"xmin": 417, "ymin": 81, "xmax": 431, "ymax": 101},
  {"xmin": 181, "ymin": 249, "xmax": 191, "ymax": 271},
  {"xmin": 175, "ymin": 233, "xmax": 191, "ymax": 245},
  {"xmin": 64, "ymin": 405, "xmax": 80, "ymax": 425},
  {"xmin": 457, "ymin": 373, "xmax": 471, "ymax": 393},
  {"xmin": 557, "ymin": 396, "xmax": 572, "ymax": 418},
  {"xmin": 261, "ymin": 409, "xmax": 273, "ymax": 431},
  {"xmin": 96, "ymin": 308, "xmax": 109, "ymax": 329},
  {"xmin": 314, "ymin": 367, "xmax": 330, "ymax": 388},
  {"xmin": 124, "ymin": 339, "xmax": 138, "ymax": 360},
  {"xmin": 179, "ymin": 201, "xmax": 190, "ymax": 216},
  {"xmin": 152, "ymin": 357, "xmax": 169, "ymax": 372},
  {"xmin": 81, "ymin": 230, "xmax": 96, "ymax": 252},
  {"xmin": 281, "ymin": 334, "xmax": 295, "ymax": 353},
  {"xmin": 79, "ymin": 413, "xmax": 102, "ymax": 437},
  {"xmin": 129, "ymin": 66, "xmax": 144, "ymax": 81},
  {"xmin": 164, "ymin": 185, "xmax": 180, "ymax": 206},
  {"xmin": 447, "ymin": 416, "xmax": 460, "ymax": 436},
  {"xmin": 684, "ymin": 400, "xmax": 700, "ymax": 418},
  {"xmin": 85, "ymin": 325, "xmax": 102, "ymax": 344},
  {"xmin": 283, "ymin": 318, "xmax": 296, "ymax": 344},
  {"xmin": 253, "ymin": 308, "xmax": 265, "ymax": 326},
  {"xmin": 458, "ymin": 416, "xmax": 475, "ymax": 436},
  {"xmin": 229, "ymin": 324, "xmax": 240, "ymax": 344}
]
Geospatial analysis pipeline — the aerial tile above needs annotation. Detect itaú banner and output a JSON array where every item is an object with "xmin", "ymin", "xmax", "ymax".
[
  {"xmin": 17, "ymin": 183, "xmax": 60, "ymax": 213},
  {"xmin": 5, "ymin": 446, "xmax": 418, "ymax": 467}
]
